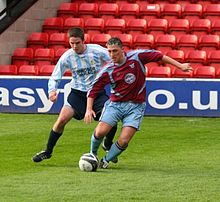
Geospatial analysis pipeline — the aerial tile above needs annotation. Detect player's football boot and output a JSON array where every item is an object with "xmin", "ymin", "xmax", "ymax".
[
  {"xmin": 99, "ymin": 158, "xmax": 109, "ymax": 169},
  {"xmin": 102, "ymin": 141, "xmax": 118, "ymax": 164},
  {"xmin": 32, "ymin": 150, "xmax": 52, "ymax": 162}
]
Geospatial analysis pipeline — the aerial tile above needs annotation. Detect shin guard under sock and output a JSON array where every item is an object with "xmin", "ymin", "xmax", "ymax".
[
  {"xmin": 46, "ymin": 130, "xmax": 62, "ymax": 154},
  {"xmin": 90, "ymin": 133, "xmax": 103, "ymax": 155},
  {"xmin": 105, "ymin": 141, "xmax": 127, "ymax": 162}
]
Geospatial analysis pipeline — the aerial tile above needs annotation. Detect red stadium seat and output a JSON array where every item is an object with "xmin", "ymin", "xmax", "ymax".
[
  {"xmin": 54, "ymin": 48, "xmax": 68, "ymax": 64},
  {"xmin": 11, "ymin": 48, "xmax": 34, "ymax": 67},
  {"xmin": 139, "ymin": 4, "xmax": 160, "ymax": 21},
  {"xmin": 90, "ymin": 34, "xmax": 111, "ymax": 47},
  {"xmin": 182, "ymin": 4, "xmax": 202, "ymax": 21},
  {"xmin": 118, "ymin": 3, "xmax": 139, "ymax": 21},
  {"xmin": 38, "ymin": 64, "xmax": 55, "ymax": 76},
  {"xmin": 147, "ymin": 19, "xmax": 168, "ymax": 35},
  {"xmin": 27, "ymin": 32, "xmax": 49, "ymax": 51},
  {"xmin": 84, "ymin": 18, "xmax": 104, "ymax": 35},
  {"xmin": 48, "ymin": 33, "xmax": 68, "ymax": 51},
  {"xmin": 33, "ymin": 48, "xmax": 55, "ymax": 66},
  {"xmin": 84, "ymin": 33, "xmax": 90, "ymax": 44},
  {"xmin": 112, "ymin": 34, "xmax": 133, "ymax": 51},
  {"xmin": 185, "ymin": 50, "xmax": 207, "ymax": 68},
  {"xmin": 165, "ymin": 50, "xmax": 185, "ymax": 73},
  {"xmin": 38, "ymin": 60, "xmax": 70, "ymax": 77},
  {"xmin": 160, "ymin": 4, "xmax": 181, "ymax": 20},
  {"xmin": 18, "ymin": 65, "xmax": 39, "ymax": 76},
  {"xmin": 203, "ymin": 4, "xmax": 220, "ymax": 21},
  {"xmin": 98, "ymin": 3, "xmax": 118, "ymax": 21},
  {"xmin": 0, "ymin": 65, "xmax": 18, "ymax": 75},
  {"xmin": 168, "ymin": 19, "xmax": 189, "ymax": 36},
  {"xmin": 211, "ymin": 19, "xmax": 220, "ymax": 35},
  {"xmin": 165, "ymin": 50, "xmax": 185, "ymax": 63},
  {"xmin": 63, "ymin": 18, "xmax": 84, "ymax": 33},
  {"xmin": 105, "ymin": 19, "xmax": 125, "ymax": 35},
  {"xmin": 42, "ymin": 17, "xmax": 63, "ymax": 35},
  {"xmin": 154, "ymin": 34, "xmax": 176, "ymax": 53},
  {"xmin": 189, "ymin": 19, "xmax": 211, "ymax": 37},
  {"xmin": 78, "ymin": 3, "xmax": 98, "ymax": 20},
  {"xmin": 57, "ymin": 3, "xmax": 78, "ymax": 19},
  {"xmin": 215, "ymin": 68, "xmax": 220, "ymax": 78},
  {"xmin": 198, "ymin": 35, "xmax": 220, "ymax": 54},
  {"xmin": 193, "ymin": 66, "xmax": 216, "ymax": 78},
  {"xmin": 207, "ymin": 50, "xmax": 220, "ymax": 70},
  {"xmin": 145, "ymin": 62, "xmax": 160, "ymax": 70},
  {"xmin": 125, "ymin": 19, "xmax": 147, "ymax": 36},
  {"xmin": 148, "ymin": 66, "xmax": 171, "ymax": 78},
  {"xmin": 176, "ymin": 34, "xmax": 198, "ymax": 52},
  {"xmin": 132, "ymin": 34, "xmax": 154, "ymax": 49},
  {"xmin": 172, "ymin": 68, "xmax": 193, "ymax": 78}
]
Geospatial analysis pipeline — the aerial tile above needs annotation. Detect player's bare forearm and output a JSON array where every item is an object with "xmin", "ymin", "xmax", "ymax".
[{"xmin": 162, "ymin": 55, "xmax": 193, "ymax": 72}]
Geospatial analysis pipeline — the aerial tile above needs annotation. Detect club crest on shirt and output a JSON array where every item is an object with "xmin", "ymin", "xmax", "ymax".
[{"xmin": 124, "ymin": 73, "xmax": 136, "ymax": 84}]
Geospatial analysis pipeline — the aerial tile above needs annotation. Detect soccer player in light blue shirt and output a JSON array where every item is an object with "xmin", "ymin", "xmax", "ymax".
[{"xmin": 32, "ymin": 27, "xmax": 117, "ymax": 163}]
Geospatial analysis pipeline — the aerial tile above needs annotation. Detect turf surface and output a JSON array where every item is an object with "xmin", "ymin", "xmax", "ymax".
[{"xmin": 0, "ymin": 113, "xmax": 220, "ymax": 202}]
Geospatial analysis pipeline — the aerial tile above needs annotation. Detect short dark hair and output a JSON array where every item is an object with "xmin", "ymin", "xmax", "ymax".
[
  {"xmin": 67, "ymin": 27, "xmax": 84, "ymax": 41},
  {"xmin": 106, "ymin": 37, "xmax": 123, "ymax": 48}
]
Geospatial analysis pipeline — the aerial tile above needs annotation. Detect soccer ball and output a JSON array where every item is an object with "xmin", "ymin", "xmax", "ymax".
[{"xmin": 79, "ymin": 153, "xmax": 98, "ymax": 172}]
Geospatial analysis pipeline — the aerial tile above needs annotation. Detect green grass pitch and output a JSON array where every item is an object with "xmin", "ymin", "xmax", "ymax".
[{"xmin": 0, "ymin": 113, "xmax": 220, "ymax": 202}]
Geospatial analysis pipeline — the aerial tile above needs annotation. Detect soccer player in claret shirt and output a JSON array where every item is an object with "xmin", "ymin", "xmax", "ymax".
[
  {"xmin": 84, "ymin": 37, "xmax": 192, "ymax": 169},
  {"xmin": 32, "ymin": 27, "xmax": 117, "ymax": 163}
]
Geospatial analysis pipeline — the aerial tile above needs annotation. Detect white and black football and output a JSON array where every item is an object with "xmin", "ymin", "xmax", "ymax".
[{"xmin": 79, "ymin": 153, "xmax": 98, "ymax": 172}]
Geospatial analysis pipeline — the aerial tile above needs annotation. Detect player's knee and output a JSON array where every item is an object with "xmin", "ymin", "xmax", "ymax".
[
  {"xmin": 117, "ymin": 140, "xmax": 128, "ymax": 150},
  {"xmin": 94, "ymin": 127, "xmax": 106, "ymax": 138},
  {"xmin": 56, "ymin": 116, "xmax": 70, "ymax": 127}
]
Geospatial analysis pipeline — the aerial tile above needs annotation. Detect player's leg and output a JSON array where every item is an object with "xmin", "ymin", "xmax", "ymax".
[
  {"xmin": 90, "ymin": 121, "xmax": 112, "ymax": 155},
  {"xmin": 46, "ymin": 105, "xmax": 74, "ymax": 153},
  {"xmin": 90, "ymin": 100, "xmax": 120, "ymax": 156},
  {"xmin": 100, "ymin": 102, "xmax": 146, "ymax": 168},
  {"xmin": 32, "ymin": 106, "xmax": 74, "ymax": 162},
  {"xmin": 103, "ymin": 126, "xmax": 136, "ymax": 164},
  {"xmin": 93, "ymin": 91, "xmax": 118, "ymax": 151},
  {"xmin": 32, "ymin": 89, "xmax": 85, "ymax": 163}
]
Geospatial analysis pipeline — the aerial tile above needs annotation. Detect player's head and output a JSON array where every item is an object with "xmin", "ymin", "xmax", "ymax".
[
  {"xmin": 106, "ymin": 37, "xmax": 125, "ymax": 64},
  {"xmin": 67, "ymin": 27, "xmax": 85, "ymax": 54}
]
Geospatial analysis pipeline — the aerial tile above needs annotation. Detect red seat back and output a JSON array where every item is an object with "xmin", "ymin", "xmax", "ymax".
[
  {"xmin": 18, "ymin": 65, "xmax": 39, "ymax": 76},
  {"xmin": 0, "ymin": 65, "xmax": 18, "ymax": 75}
]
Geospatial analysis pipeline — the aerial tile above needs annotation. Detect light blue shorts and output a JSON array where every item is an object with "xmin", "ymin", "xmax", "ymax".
[{"xmin": 100, "ymin": 100, "xmax": 146, "ymax": 130}]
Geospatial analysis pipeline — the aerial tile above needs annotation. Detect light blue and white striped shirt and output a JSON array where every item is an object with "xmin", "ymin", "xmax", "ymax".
[{"xmin": 48, "ymin": 44, "xmax": 110, "ymax": 93}]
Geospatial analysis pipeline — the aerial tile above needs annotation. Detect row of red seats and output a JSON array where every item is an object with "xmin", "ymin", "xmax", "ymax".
[
  {"xmin": 0, "ymin": 64, "xmax": 218, "ymax": 78},
  {"xmin": 72, "ymin": 0, "xmax": 218, "ymax": 3},
  {"xmin": 0, "ymin": 65, "xmax": 71, "ymax": 76},
  {"xmin": 57, "ymin": 2, "xmax": 220, "ymax": 21},
  {"xmin": 10, "ymin": 46, "xmax": 220, "ymax": 69},
  {"xmin": 147, "ymin": 64, "xmax": 217, "ymax": 78},
  {"xmin": 42, "ymin": 17, "xmax": 220, "ymax": 37},
  {"xmin": 26, "ymin": 32, "xmax": 220, "ymax": 54}
]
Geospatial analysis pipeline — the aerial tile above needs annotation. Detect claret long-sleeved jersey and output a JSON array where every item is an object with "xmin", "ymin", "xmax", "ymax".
[
  {"xmin": 48, "ymin": 44, "xmax": 110, "ymax": 93},
  {"xmin": 88, "ymin": 49, "xmax": 163, "ymax": 103}
]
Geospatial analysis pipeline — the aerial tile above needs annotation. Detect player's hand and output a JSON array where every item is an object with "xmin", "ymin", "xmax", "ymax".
[
  {"xmin": 180, "ymin": 63, "xmax": 193, "ymax": 72},
  {"xmin": 49, "ymin": 91, "xmax": 57, "ymax": 102},
  {"xmin": 84, "ymin": 110, "xmax": 96, "ymax": 124}
]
